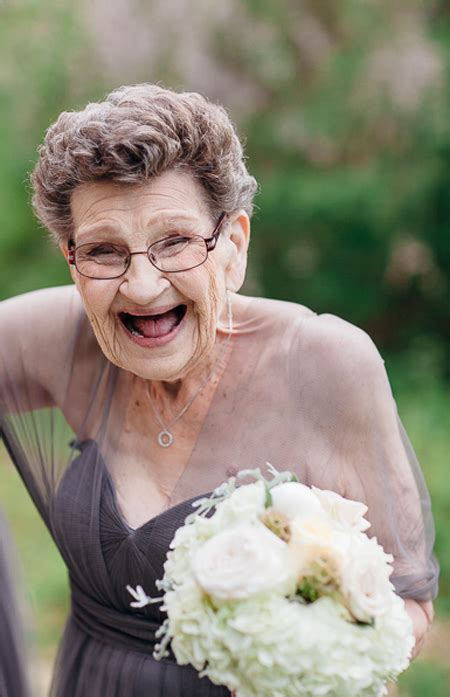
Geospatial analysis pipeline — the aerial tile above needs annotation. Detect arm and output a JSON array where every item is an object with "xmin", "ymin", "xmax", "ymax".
[
  {"xmin": 300, "ymin": 314, "xmax": 439, "ymax": 635},
  {"xmin": 328, "ymin": 322, "xmax": 437, "ymax": 657},
  {"xmin": 0, "ymin": 285, "xmax": 82, "ymax": 412},
  {"xmin": 0, "ymin": 285, "xmax": 86, "ymax": 518},
  {"xmin": 404, "ymin": 599, "xmax": 434, "ymax": 659}
]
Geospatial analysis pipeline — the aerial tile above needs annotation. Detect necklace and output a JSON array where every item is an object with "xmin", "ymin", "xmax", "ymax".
[{"xmin": 147, "ymin": 294, "xmax": 233, "ymax": 447}]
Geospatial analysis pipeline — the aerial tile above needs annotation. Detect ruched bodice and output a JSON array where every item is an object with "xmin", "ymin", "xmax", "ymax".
[{"xmin": 51, "ymin": 439, "xmax": 228, "ymax": 695}]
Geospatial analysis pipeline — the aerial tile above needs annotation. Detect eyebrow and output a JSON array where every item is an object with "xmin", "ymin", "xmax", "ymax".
[
  {"xmin": 75, "ymin": 222, "xmax": 121, "ymax": 243},
  {"xmin": 75, "ymin": 215, "xmax": 200, "ymax": 244}
]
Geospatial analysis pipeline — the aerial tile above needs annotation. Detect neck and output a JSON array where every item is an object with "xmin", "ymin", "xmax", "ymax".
[{"xmin": 148, "ymin": 291, "xmax": 238, "ymax": 414}]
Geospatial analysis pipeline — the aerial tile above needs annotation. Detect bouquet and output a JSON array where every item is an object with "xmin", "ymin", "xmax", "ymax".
[{"xmin": 127, "ymin": 466, "xmax": 414, "ymax": 697}]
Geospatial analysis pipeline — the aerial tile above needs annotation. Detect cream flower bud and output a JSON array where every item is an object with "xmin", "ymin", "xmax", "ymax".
[
  {"xmin": 270, "ymin": 482, "xmax": 324, "ymax": 522},
  {"xmin": 288, "ymin": 515, "xmax": 343, "ymax": 580}
]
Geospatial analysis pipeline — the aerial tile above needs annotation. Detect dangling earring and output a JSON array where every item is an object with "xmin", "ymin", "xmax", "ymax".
[{"xmin": 217, "ymin": 291, "xmax": 233, "ymax": 335}]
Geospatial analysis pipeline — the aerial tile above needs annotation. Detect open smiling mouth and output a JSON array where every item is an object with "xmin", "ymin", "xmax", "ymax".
[{"xmin": 119, "ymin": 305, "xmax": 187, "ymax": 339}]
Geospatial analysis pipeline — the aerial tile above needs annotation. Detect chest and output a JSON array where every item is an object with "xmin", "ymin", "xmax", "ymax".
[
  {"xmin": 110, "ymin": 436, "xmax": 192, "ymax": 529},
  {"xmin": 105, "ymin": 377, "xmax": 222, "ymax": 529}
]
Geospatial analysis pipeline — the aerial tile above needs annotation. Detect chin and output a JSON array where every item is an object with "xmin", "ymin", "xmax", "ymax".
[
  {"xmin": 93, "ymin": 310, "xmax": 214, "ymax": 382},
  {"xmin": 104, "ymin": 339, "xmax": 200, "ymax": 383}
]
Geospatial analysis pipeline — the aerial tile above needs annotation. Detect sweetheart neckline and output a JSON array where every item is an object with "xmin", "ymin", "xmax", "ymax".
[
  {"xmin": 72, "ymin": 438, "xmax": 211, "ymax": 534},
  {"xmin": 104, "ymin": 466, "xmax": 209, "ymax": 534}
]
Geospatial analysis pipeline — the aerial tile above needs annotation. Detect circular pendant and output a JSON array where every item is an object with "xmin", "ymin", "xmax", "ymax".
[{"xmin": 158, "ymin": 430, "xmax": 174, "ymax": 448}]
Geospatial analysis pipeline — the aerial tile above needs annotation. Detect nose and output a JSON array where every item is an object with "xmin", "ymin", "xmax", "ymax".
[{"xmin": 118, "ymin": 252, "xmax": 171, "ymax": 304}]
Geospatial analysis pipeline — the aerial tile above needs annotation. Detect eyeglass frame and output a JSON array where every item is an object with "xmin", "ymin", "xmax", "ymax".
[{"xmin": 67, "ymin": 212, "xmax": 226, "ymax": 280}]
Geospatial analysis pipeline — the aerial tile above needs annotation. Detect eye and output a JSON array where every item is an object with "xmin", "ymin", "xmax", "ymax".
[
  {"xmin": 88, "ymin": 244, "xmax": 121, "ymax": 256},
  {"xmin": 164, "ymin": 235, "xmax": 191, "ymax": 247},
  {"xmin": 154, "ymin": 235, "xmax": 192, "ymax": 257},
  {"xmin": 78, "ymin": 243, "xmax": 128, "ymax": 263}
]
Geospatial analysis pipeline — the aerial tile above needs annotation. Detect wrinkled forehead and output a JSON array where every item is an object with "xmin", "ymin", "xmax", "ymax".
[{"xmin": 70, "ymin": 170, "xmax": 212, "ymax": 237}]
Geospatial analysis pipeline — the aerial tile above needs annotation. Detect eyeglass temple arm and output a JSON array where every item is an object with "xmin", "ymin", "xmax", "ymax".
[
  {"xmin": 205, "ymin": 212, "xmax": 226, "ymax": 252},
  {"xmin": 67, "ymin": 239, "xmax": 75, "ymax": 265}
]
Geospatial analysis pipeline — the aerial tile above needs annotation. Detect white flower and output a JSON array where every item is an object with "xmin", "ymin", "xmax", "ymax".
[
  {"xmin": 192, "ymin": 522, "xmax": 296, "ymax": 600},
  {"xmin": 270, "ymin": 481, "xmax": 324, "ymax": 521},
  {"xmin": 311, "ymin": 486, "xmax": 371, "ymax": 532},
  {"xmin": 213, "ymin": 481, "xmax": 266, "ymax": 527},
  {"xmin": 227, "ymin": 481, "xmax": 266, "ymax": 513},
  {"xmin": 341, "ymin": 537, "xmax": 394, "ymax": 622},
  {"xmin": 290, "ymin": 513, "xmax": 337, "ymax": 546},
  {"xmin": 288, "ymin": 515, "xmax": 344, "ymax": 582}
]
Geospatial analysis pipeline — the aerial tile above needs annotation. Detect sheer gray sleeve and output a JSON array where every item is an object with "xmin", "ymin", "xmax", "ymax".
[
  {"xmin": 0, "ymin": 286, "xmax": 82, "ymax": 411},
  {"xmin": 0, "ymin": 286, "xmax": 87, "ymax": 523},
  {"xmin": 303, "ymin": 315, "xmax": 439, "ymax": 601}
]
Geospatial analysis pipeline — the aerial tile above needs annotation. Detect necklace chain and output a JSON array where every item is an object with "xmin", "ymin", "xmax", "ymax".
[{"xmin": 147, "ymin": 295, "xmax": 234, "ymax": 447}]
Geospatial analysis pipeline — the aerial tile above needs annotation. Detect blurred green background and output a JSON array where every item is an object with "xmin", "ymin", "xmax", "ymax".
[{"xmin": 0, "ymin": 1, "xmax": 449, "ymax": 695}]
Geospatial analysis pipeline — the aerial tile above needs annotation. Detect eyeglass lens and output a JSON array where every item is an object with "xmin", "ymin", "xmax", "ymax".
[{"xmin": 74, "ymin": 236, "xmax": 209, "ymax": 278}]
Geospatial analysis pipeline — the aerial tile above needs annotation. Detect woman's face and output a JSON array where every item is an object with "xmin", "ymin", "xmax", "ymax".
[{"xmin": 68, "ymin": 170, "xmax": 249, "ymax": 381}]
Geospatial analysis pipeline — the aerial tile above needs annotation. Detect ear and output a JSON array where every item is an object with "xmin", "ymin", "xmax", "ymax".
[
  {"xmin": 223, "ymin": 211, "xmax": 250, "ymax": 292},
  {"xmin": 59, "ymin": 240, "xmax": 78, "ymax": 284},
  {"xmin": 59, "ymin": 241, "xmax": 69, "ymax": 262}
]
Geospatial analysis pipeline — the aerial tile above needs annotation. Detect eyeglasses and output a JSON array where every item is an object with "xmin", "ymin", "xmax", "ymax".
[{"xmin": 68, "ymin": 213, "xmax": 226, "ymax": 280}]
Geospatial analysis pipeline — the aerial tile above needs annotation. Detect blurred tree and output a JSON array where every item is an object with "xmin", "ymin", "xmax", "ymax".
[
  {"xmin": 212, "ymin": 0, "xmax": 450, "ymax": 370},
  {"xmin": 0, "ymin": 0, "xmax": 449, "ymax": 374},
  {"xmin": 0, "ymin": 0, "xmax": 98, "ymax": 298}
]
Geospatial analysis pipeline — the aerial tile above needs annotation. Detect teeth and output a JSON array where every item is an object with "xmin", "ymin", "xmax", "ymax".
[{"xmin": 120, "ymin": 313, "xmax": 144, "ymax": 338}]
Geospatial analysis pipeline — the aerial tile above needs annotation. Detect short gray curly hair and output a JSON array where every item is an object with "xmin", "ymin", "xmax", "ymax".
[{"xmin": 31, "ymin": 84, "xmax": 258, "ymax": 243}]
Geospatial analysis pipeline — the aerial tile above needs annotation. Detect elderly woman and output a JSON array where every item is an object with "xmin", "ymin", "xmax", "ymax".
[{"xmin": 0, "ymin": 84, "xmax": 438, "ymax": 697}]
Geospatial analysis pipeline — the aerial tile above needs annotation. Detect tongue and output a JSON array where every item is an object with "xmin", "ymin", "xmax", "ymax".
[{"xmin": 133, "ymin": 309, "xmax": 180, "ymax": 338}]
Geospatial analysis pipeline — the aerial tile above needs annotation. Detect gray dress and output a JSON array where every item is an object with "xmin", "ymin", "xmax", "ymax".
[
  {"xmin": 0, "ymin": 509, "xmax": 30, "ymax": 697},
  {"xmin": 0, "ymin": 286, "xmax": 439, "ymax": 696}
]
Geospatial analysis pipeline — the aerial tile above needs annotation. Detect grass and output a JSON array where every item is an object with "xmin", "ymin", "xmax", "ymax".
[
  {"xmin": 398, "ymin": 661, "xmax": 450, "ymax": 697},
  {"xmin": 0, "ymin": 374, "xmax": 449, "ymax": 696}
]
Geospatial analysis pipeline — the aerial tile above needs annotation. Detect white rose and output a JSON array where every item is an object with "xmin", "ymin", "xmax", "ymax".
[
  {"xmin": 270, "ymin": 481, "xmax": 324, "ymax": 522},
  {"xmin": 288, "ymin": 515, "xmax": 343, "ymax": 580},
  {"xmin": 290, "ymin": 514, "xmax": 336, "ymax": 546},
  {"xmin": 311, "ymin": 486, "xmax": 371, "ymax": 532},
  {"xmin": 192, "ymin": 522, "xmax": 296, "ymax": 600},
  {"xmin": 341, "ymin": 540, "xmax": 394, "ymax": 622}
]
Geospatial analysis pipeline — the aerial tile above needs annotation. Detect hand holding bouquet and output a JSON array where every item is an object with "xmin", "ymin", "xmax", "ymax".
[{"xmin": 128, "ymin": 466, "xmax": 414, "ymax": 697}]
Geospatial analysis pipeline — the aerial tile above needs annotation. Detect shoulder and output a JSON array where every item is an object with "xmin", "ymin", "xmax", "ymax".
[
  {"xmin": 247, "ymin": 295, "xmax": 384, "ymax": 373},
  {"xmin": 244, "ymin": 295, "xmax": 388, "ymax": 388},
  {"xmin": 299, "ymin": 312, "xmax": 386, "ymax": 378},
  {"xmin": 0, "ymin": 285, "xmax": 86, "ymax": 346},
  {"xmin": 0, "ymin": 286, "xmax": 98, "ymax": 410},
  {"xmin": 240, "ymin": 295, "xmax": 315, "ymax": 334},
  {"xmin": 0, "ymin": 285, "xmax": 86, "ymax": 384},
  {"xmin": 294, "ymin": 312, "xmax": 394, "ymax": 427},
  {"xmin": 248, "ymin": 297, "xmax": 392, "ymax": 415},
  {"xmin": 1, "ymin": 284, "xmax": 82, "ymax": 320}
]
